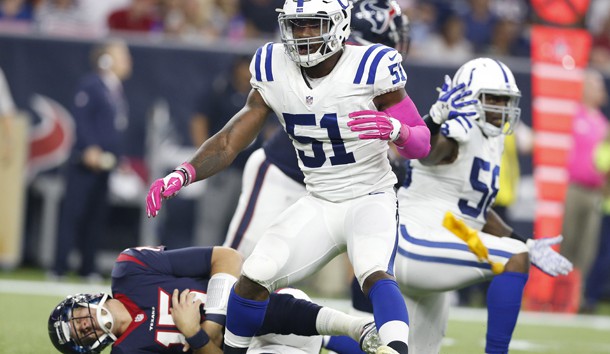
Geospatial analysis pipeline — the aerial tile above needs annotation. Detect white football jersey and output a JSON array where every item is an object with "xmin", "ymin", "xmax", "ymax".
[
  {"xmin": 250, "ymin": 42, "xmax": 406, "ymax": 202},
  {"xmin": 398, "ymin": 118, "xmax": 505, "ymax": 230}
]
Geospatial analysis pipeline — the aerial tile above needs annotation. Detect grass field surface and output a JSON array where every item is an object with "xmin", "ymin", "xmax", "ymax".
[{"xmin": 2, "ymin": 279, "xmax": 610, "ymax": 354}]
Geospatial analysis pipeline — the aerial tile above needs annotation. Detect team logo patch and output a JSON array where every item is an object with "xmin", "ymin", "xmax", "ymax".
[{"xmin": 306, "ymin": 96, "xmax": 314, "ymax": 105}]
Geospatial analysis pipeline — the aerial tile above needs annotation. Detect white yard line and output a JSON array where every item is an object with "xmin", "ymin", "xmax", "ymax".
[
  {"xmin": 2, "ymin": 279, "xmax": 610, "ymax": 330},
  {"xmin": 0, "ymin": 279, "xmax": 110, "ymax": 297}
]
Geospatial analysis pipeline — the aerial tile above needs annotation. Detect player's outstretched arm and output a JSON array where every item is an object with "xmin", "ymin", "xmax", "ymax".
[
  {"xmin": 146, "ymin": 89, "xmax": 271, "ymax": 217},
  {"xmin": 189, "ymin": 89, "xmax": 271, "ymax": 180},
  {"xmin": 484, "ymin": 210, "xmax": 573, "ymax": 277}
]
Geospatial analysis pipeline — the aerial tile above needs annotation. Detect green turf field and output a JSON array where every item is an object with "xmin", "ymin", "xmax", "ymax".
[
  {"xmin": 2, "ymin": 289, "xmax": 610, "ymax": 354},
  {"xmin": 443, "ymin": 316, "xmax": 610, "ymax": 353}
]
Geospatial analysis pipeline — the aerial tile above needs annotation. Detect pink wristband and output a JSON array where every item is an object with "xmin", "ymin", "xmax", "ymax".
[{"xmin": 173, "ymin": 162, "xmax": 196, "ymax": 186}]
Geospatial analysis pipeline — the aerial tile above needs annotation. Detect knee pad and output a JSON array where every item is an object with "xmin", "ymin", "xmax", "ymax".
[{"xmin": 243, "ymin": 253, "xmax": 282, "ymax": 291}]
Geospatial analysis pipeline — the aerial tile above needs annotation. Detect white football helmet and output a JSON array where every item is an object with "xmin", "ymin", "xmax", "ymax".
[
  {"xmin": 452, "ymin": 58, "xmax": 521, "ymax": 137},
  {"xmin": 278, "ymin": 0, "xmax": 353, "ymax": 67}
]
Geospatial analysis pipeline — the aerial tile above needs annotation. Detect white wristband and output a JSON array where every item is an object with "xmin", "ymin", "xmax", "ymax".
[
  {"xmin": 204, "ymin": 273, "xmax": 237, "ymax": 315},
  {"xmin": 388, "ymin": 117, "xmax": 402, "ymax": 142}
]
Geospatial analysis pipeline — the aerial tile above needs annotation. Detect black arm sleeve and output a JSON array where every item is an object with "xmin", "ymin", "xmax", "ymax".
[{"xmin": 423, "ymin": 114, "xmax": 441, "ymax": 135}]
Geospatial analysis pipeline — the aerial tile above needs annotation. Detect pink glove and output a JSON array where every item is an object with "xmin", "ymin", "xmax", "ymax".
[
  {"xmin": 347, "ymin": 110, "xmax": 409, "ymax": 144},
  {"xmin": 146, "ymin": 162, "xmax": 196, "ymax": 217}
]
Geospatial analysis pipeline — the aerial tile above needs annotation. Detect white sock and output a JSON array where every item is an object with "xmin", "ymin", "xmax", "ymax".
[{"xmin": 316, "ymin": 307, "xmax": 372, "ymax": 340}]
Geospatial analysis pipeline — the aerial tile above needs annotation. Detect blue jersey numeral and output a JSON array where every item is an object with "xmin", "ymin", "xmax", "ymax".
[
  {"xmin": 284, "ymin": 113, "xmax": 355, "ymax": 168},
  {"xmin": 458, "ymin": 157, "xmax": 499, "ymax": 218},
  {"xmin": 389, "ymin": 63, "xmax": 406, "ymax": 85}
]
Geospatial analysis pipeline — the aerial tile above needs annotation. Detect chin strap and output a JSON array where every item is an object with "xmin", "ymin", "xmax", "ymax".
[{"xmin": 94, "ymin": 294, "xmax": 117, "ymax": 343}]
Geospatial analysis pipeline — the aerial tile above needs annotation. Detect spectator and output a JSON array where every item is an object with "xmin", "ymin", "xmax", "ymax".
[
  {"xmin": 181, "ymin": 0, "xmax": 218, "ymax": 40},
  {"xmin": 581, "ymin": 134, "xmax": 610, "ymax": 313},
  {"xmin": 406, "ymin": 2, "xmax": 438, "ymax": 50},
  {"xmin": 50, "ymin": 40, "xmax": 132, "ymax": 281},
  {"xmin": 34, "ymin": 0, "xmax": 96, "ymax": 37},
  {"xmin": 107, "ymin": 0, "xmax": 158, "ymax": 33},
  {"xmin": 489, "ymin": 0, "xmax": 528, "ymax": 23},
  {"xmin": 414, "ymin": 13, "xmax": 473, "ymax": 64},
  {"xmin": 484, "ymin": 18, "xmax": 529, "ymax": 57},
  {"xmin": 0, "ymin": 0, "xmax": 34, "ymax": 21},
  {"xmin": 239, "ymin": 0, "xmax": 283, "ymax": 39},
  {"xmin": 561, "ymin": 68, "xmax": 609, "ymax": 299},
  {"xmin": 79, "ymin": 0, "xmax": 131, "ymax": 36},
  {"xmin": 0, "ymin": 0, "xmax": 35, "ymax": 31},
  {"xmin": 158, "ymin": 0, "xmax": 183, "ymax": 35},
  {"xmin": 213, "ymin": 0, "xmax": 245, "ymax": 40},
  {"xmin": 461, "ymin": 0, "xmax": 498, "ymax": 53}
]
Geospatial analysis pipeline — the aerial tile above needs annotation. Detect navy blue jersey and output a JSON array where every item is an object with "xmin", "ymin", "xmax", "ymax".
[
  {"xmin": 109, "ymin": 246, "xmax": 213, "ymax": 353},
  {"xmin": 262, "ymin": 129, "xmax": 304, "ymax": 185}
]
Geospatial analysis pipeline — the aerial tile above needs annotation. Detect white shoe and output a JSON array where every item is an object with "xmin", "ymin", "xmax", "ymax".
[
  {"xmin": 375, "ymin": 345, "xmax": 399, "ymax": 354},
  {"xmin": 359, "ymin": 321, "xmax": 381, "ymax": 354}
]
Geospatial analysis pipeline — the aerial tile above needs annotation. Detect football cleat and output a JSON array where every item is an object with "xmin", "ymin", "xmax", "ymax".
[{"xmin": 359, "ymin": 321, "xmax": 382, "ymax": 354}]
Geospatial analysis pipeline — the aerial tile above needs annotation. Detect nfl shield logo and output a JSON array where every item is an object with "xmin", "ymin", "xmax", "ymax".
[{"xmin": 306, "ymin": 96, "xmax": 313, "ymax": 105}]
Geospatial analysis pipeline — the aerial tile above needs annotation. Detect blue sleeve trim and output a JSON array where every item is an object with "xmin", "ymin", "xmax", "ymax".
[
  {"xmin": 265, "ymin": 43, "xmax": 274, "ymax": 82},
  {"xmin": 366, "ymin": 47, "xmax": 393, "ymax": 85},
  {"xmin": 353, "ymin": 44, "xmax": 382, "ymax": 84},
  {"xmin": 254, "ymin": 46, "xmax": 263, "ymax": 82}
]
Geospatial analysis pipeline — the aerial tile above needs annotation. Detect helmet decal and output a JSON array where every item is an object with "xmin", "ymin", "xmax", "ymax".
[
  {"xmin": 358, "ymin": 2, "xmax": 391, "ymax": 35},
  {"xmin": 350, "ymin": 0, "xmax": 410, "ymax": 56}
]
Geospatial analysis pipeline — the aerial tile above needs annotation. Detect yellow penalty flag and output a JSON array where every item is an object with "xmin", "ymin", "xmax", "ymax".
[{"xmin": 442, "ymin": 212, "xmax": 505, "ymax": 275}]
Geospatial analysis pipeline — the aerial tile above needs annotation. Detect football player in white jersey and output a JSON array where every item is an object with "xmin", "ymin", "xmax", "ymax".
[
  {"xmin": 379, "ymin": 58, "xmax": 573, "ymax": 354},
  {"xmin": 223, "ymin": 0, "xmax": 410, "ymax": 260},
  {"xmin": 145, "ymin": 1, "xmax": 430, "ymax": 354}
]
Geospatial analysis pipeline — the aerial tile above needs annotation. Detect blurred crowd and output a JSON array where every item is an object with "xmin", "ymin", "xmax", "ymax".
[{"xmin": 0, "ymin": 0, "xmax": 606, "ymax": 67}]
